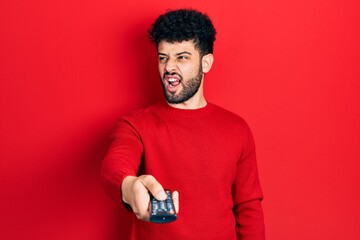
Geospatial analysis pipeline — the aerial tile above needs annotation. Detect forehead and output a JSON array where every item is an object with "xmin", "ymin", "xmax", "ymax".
[{"xmin": 157, "ymin": 40, "xmax": 199, "ymax": 55}]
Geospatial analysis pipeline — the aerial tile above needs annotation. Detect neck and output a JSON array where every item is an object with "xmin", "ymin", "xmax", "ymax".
[{"xmin": 167, "ymin": 97, "xmax": 207, "ymax": 110}]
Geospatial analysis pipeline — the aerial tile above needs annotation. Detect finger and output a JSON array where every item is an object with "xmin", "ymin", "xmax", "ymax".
[
  {"xmin": 133, "ymin": 208, "xmax": 150, "ymax": 221},
  {"xmin": 139, "ymin": 175, "xmax": 166, "ymax": 201},
  {"xmin": 172, "ymin": 190, "xmax": 179, "ymax": 214},
  {"xmin": 134, "ymin": 210, "xmax": 150, "ymax": 222},
  {"xmin": 132, "ymin": 185, "xmax": 151, "ymax": 221}
]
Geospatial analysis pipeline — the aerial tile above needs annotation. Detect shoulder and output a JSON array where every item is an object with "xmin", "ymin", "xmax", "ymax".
[
  {"xmin": 209, "ymin": 103, "xmax": 251, "ymax": 130},
  {"xmin": 111, "ymin": 102, "xmax": 163, "ymax": 139},
  {"xmin": 118, "ymin": 102, "xmax": 164, "ymax": 129},
  {"xmin": 208, "ymin": 103, "xmax": 256, "ymax": 152}
]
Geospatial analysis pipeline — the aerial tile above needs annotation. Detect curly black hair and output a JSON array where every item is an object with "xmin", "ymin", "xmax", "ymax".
[{"xmin": 148, "ymin": 9, "xmax": 216, "ymax": 56}]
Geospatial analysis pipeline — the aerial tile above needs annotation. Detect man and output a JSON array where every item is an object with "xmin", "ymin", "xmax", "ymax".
[{"xmin": 101, "ymin": 9, "xmax": 265, "ymax": 239}]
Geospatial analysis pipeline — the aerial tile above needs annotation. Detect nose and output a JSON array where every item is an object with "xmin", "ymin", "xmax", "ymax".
[{"xmin": 164, "ymin": 58, "xmax": 177, "ymax": 73}]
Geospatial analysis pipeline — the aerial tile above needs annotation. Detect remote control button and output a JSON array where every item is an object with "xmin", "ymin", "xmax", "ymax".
[{"xmin": 166, "ymin": 202, "xmax": 172, "ymax": 209}]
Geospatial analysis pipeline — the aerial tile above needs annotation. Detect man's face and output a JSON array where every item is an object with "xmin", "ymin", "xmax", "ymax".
[{"xmin": 158, "ymin": 40, "xmax": 203, "ymax": 104}]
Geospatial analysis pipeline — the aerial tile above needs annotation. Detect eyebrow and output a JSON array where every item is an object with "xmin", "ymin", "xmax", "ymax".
[
  {"xmin": 175, "ymin": 51, "xmax": 192, "ymax": 56},
  {"xmin": 158, "ymin": 51, "xmax": 192, "ymax": 56}
]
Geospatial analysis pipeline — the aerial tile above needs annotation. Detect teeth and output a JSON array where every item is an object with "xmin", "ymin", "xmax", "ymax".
[{"xmin": 168, "ymin": 78, "xmax": 178, "ymax": 82}]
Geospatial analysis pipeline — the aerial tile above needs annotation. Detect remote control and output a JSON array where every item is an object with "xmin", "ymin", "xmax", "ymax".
[{"xmin": 149, "ymin": 190, "xmax": 177, "ymax": 223}]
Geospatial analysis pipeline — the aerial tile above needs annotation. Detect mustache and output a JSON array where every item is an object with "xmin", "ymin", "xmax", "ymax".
[{"xmin": 163, "ymin": 71, "xmax": 182, "ymax": 79}]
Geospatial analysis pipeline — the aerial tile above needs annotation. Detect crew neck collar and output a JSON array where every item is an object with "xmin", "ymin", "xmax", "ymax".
[{"xmin": 158, "ymin": 100, "xmax": 214, "ymax": 118}]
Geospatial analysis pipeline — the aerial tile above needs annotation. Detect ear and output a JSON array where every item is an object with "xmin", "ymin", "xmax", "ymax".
[{"xmin": 201, "ymin": 53, "xmax": 214, "ymax": 73}]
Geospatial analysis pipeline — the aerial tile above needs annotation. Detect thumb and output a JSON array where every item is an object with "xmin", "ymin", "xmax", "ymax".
[{"xmin": 139, "ymin": 175, "xmax": 166, "ymax": 201}]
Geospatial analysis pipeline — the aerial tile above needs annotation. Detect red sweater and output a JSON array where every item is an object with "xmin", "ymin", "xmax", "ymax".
[{"xmin": 101, "ymin": 101, "xmax": 265, "ymax": 240}]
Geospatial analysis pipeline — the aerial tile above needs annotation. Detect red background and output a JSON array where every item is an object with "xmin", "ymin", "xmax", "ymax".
[{"xmin": 1, "ymin": 0, "xmax": 360, "ymax": 239}]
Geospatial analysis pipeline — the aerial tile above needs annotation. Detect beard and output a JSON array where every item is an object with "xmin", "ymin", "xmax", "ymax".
[{"xmin": 161, "ymin": 63, "xmax": 203, "ymax": 104}]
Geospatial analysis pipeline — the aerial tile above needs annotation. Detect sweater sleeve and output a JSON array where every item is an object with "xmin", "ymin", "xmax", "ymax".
[
  {"xmin": 232, "ymin": 125, "xmax": 265, "ymax": 239},
  {"xmin": 100, "ymin": 118, "xmax": 143, "ymax": 205}
]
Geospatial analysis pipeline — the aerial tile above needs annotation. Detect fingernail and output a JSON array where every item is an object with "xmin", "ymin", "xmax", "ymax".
[{"xmin": 158, "ymin": 191, "xmax": 166, "ymax": 199}]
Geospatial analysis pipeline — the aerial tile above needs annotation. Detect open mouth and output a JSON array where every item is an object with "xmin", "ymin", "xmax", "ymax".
[
  {"xmin": 164, "ymin": 74, "xmax": 182, "ymax": 92},
  {"xmin": 168, "ymin": 77, "xmax": 181, "ymax": 87}
]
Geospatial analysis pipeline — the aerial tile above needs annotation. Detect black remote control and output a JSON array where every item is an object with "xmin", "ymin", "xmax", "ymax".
[{"xmin": 149, "ymin": 190, "xmax": 177, "ymax": 223}]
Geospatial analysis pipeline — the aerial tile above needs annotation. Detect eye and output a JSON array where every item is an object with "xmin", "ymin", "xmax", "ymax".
[
  {"xmin": 178, "ymin": 55, "xmax": 188, "ymax": 61},
  {"xmin": 158, "ymin": 56, "xmax": 168, "ymax": 62}
]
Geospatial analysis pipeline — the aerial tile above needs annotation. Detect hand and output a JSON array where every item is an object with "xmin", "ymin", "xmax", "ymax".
[{"xmin": 121, "ymin": 175, "xmax": 179, "ymax": 221}]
